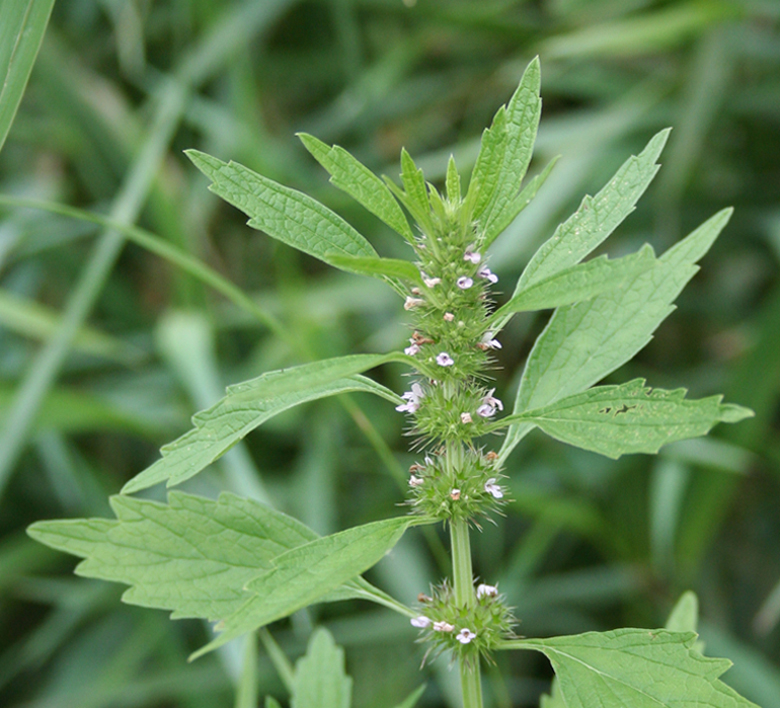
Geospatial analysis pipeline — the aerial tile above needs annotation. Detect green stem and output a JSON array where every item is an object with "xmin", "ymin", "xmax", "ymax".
[{"xmin": 450, "ymin": 515, "xmax": 483, "ymax": 708}]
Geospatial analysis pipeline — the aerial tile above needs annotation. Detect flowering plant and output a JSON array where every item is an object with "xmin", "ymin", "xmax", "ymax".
[{"xmin": 28, "ymin": 58, "xmax": 757, "ymax": 708}]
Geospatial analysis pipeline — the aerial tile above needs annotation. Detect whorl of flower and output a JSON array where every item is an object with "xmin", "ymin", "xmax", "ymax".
[
  {"xmin": 404, "ymin": 296, "xmax": 424, "ymax": 310},
  {"xmin": 463, "ymin": 247, "xmax": 481, "ymax": 264}
]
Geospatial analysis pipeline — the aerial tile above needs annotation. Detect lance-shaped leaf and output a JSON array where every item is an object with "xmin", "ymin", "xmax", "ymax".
[
  {"xmin": 328, "ymin": 255, "xmax": 422, "ymax": 286},
  {"xmin": 298, "ymin": 133, "xmax": 414, "ymax": 242},
  {"xmin": 186, "ymin": 150, "xmax": 377, "ymax": 271},
  {"xmin": 499, "ymin": 208, "xmax": 733, "ymax": 464},
  {"xmin": 464, "ymin": 105, "xmax": 508, "ymax": 221},
  {"xmin": 122, "ymin": 353, "xmax": 409, "ymax": 494},
  {"xmin": 497, "ymin": 379, "xmax": 752, "ymax": 459},
  {"xmin": 292, "ymin": 628, "xmax": 352, "ymax": 708},
  {"xmin": 479, "ymin": 57, "xmax": 542, "ymax": 247},
  {"xmin": 192, "ymin": 515, "xmax": 422, "ymax": 659},
  {"xmin": 517, "ymin": 128, "xmax": 670, "ymax": 291},
  {"xmin": 384, "ymin": 149, "xmax": 434, "ymax": 235},
  {"xmin": 27, "ymin": 492, "xmax": 402, "ymax": 623},
  {"xmin": 502, "ymin": 629, "xmax": 758, "ymax": 708},
  {"xmin": 491, "ymin": 244, "xmax": 655, "ymax": 326}
]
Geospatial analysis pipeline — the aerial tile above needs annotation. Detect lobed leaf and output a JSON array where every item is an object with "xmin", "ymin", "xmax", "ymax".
[
  {"xmin": 122, "ymin": 354, "xmax": 408, "ymax": 494},
  {"xmin": 292, "ymin": 628, "xmax": 352, "ymax": 708},
  {"xmin": 193, "ymin": 515, "xmax": 422, "ymax": 658},
  {"xmin": 499, "ymin": 208, "xmax": 733, "ymax": 464},
  {"xmin": 298, "ymin": 132, "xmax": 414, "ymax": 242},
  {"xmin": 517, "ymin": 128, "xmax": 670, "ymax": 291},
  {"xmin": 479, "ymin": 57, "xmax": 543, "ymax": 247},
  {"xmin": 186, "ymin": 150, "xmax": 377, "ymax": 270},
  {"xmin": 492, "ymin": 244, "xmax": 655, "ymax": 325},
  {"xmin": 504, "ymin": 628, "xmax": 758, "ymax": 708},
  {"xmin": 499, "ymin": 378, "xmax": 752, "ymax": 459}
]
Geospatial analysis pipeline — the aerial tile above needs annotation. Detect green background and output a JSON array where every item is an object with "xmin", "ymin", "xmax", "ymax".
[{"xmin": 0, "ymin": 0, "xmax": 779, "ymax": 706}]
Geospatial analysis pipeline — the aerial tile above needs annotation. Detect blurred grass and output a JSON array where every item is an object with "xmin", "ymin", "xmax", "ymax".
[{"xmin": 0, "ymin": 1, "xmax": 779, "ymax": 707}]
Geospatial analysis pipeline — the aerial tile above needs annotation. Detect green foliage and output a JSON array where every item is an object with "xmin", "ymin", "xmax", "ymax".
[{"xmin": 291, "ymin": 629, "xmax": 352, "ymax": 708}]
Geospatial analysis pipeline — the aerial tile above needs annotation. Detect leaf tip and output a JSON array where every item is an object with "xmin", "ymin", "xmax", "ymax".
[{"xmin": 720, "ymin": 403, "xmax": 754, "ymax": 423}]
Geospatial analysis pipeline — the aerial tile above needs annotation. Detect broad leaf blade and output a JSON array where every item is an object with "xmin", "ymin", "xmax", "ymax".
[
  {"xmin": 186, "ymin": 150, "xmax": 377, "ymax": 270},
  {"xmin": 504, "ymin": 379, "xmax": 752, "ymax": 459},
  {"xmin": 193, "ymin": 516, "xmax": 420, "ymax": 658},
  {"xmin": 505, "ymin": 629, "xmax": 758, "ymax": 708},
  {"xmin": 0, "ymin": 0, "xmax": 56, "ymax": 153},
  {"xmin": 292, "ymin": 628, "xmax": 352, "ymax": 708},
  {"xmin": 298, "ymin": 132, "xmax": 414, "ymax": 242},
  {"xmin": 122, "ymin": 353, "xmax": 407, "ymax": 494},
  {"xmin": 480, "ymin": 58, "xmax": 542, "ymax": 247},
  {"xmin": 499, "ymin": 208, "xmax": 733, "ymax": 464},
  {"xmin": 517, "ymin": 128, "xmax": 670, "ymax": 291},
  {"xmin": 493, "ymin": 244, "xmax": 655, "ymax": 323}
]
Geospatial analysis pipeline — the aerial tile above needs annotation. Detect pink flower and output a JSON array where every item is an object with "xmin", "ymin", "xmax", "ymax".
[
  {"xmin": 478, "ymin": 266, "xmax": 498, "ymax": 284},
  {"xmin": 436, "ymin": 352, "xmax": 455, "ymax": 367},
  {"xmin": 411, "ymin": 616, "xmax": 431, "ymax": 628},
  {"xmin": 457, "ymin": 276, "xmax": 473, "ymax": 289},
  {"xmin": 463, "ymin": 248, "xmax": 481, "ymax": 264},
  {"xmin": 420, "ymin": 271, "xmax": 441, "ymax": 288},
  {"xmin": 456, "ymin": 628, "xmax": 476, "ymax": 644},
  {"xmin": 404, "ymin": 296, "xmax": 424, "ymax": 310},
  {"xmin": 433, "ymin": 621, "xmax": 455, "ymax": 632},
  {"xmin": 477, "ymin": 388, "xmax": 503, "ymax": 417},
  {"xmin": 450, "ymin": 488, "xmax": 461, "ymax": 500},
  {"xmin": 409, "ymin": 475, "xmax": 424, "ymax": 487},
  {"xmin": 484, "ymin": 478, "xmax": 503, "ymax": 499},
  {"xmin": 481, "ymin": 332, "xmax": 502, "ymax": 349},
  {"xmin": 443, "ymin": 312, "xmax": 455, "ymax": 322},
  {"xmin": 396, "ymin": 383, "xmax": 425, "ymax": 413},
  {"xmin": 404, "ymin": 342, "xmax": 420, "ymax": 356}
]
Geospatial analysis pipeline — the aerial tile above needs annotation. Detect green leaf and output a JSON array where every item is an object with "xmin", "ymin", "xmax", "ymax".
[
  {"xmin": 122, "ymin": 353, "xmax": 407, "ymax": 494},
  {"xmin": 27, "ymin": 492, "xmax": 402, "ymax": 625},
  {"xmin": 292, "ymin": 628, "xmax": 352, "ymax": 708},
  {"xmin": 185, "ymin": 150, "xmax": 377, "ymax": 270},
  {"xmin": 539, "ymin": 679, "xmax": 565, "ymax": 708},
  {"xmin": 391, "ymin": 685, "xmax": 426, "ymax": 708},
  {"xmin": 298, "ymin": 132, "xmax": 414, "ymax": 242},
  {"xmin": 503, "ymin": 629, "xmax": 758, "ymax": 708},
  {"xmin": 328, "ymin": 255, "xmax": 422, "ymax": 286},
  {"xmin": 445, "ymin": 155, "xmax": 461, "ymax": 204},
  {"xmin": 492, "ymin": 244, "xmax": 655, "ymax": 324},
  {"xmin": 265, "ymin": 698, "xmax": 282, "ymax": 708},
  {"xmin": 193, "ymin": 515, "xmax": 421, "ymax": 659},
  {"xmin": 666, "ymin": 591, "xmax": 700, "ymax": 633},
  {"xmin": 385, "ymin": 149, "xmax": 433, "ymax": 234},
  {"xmin": 499, "ymin": 378, "xmax": 752, "ymax": 459},
  {"xmin": 479, "ymin": 58, "xmax": 542, "ymax": 247},
  {"xmin": 517, "ymin": 128, "xmax": 670, "ymax": 291},
  {"xmin": 0, "ymin": 0, "xmax": 56, "ymax": 153},
  {"xmin": 465, "ymin": 106, "xmax": 508, "ymax": 221},
  {"xmin": 481, "ymin": 155, "xmax": 559, "ymax": 250},
  {"xmin": 499, "ymin": 208, "xmax": 733, "ymax": 464}
]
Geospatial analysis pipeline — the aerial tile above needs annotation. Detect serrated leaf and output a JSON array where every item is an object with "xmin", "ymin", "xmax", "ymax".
[
  {"xmin": 479, "ymin": 58, "xmax": 542, "ymax": 246},
  {"xmin": 328, "ymin": 255, "xmax": 422, "ymax": 286},
  {"xmin": 500, "ymin": 378, "xmax": 752, "ymax": 459},
  {"xmin": 292, "ymin": 628, "xmax": 352, "ymax": 708},
  {"xmin": 122, "ymin": 353, "xmax": 407, "ymax": 494},
  {"xmin": 298, "ymin": 132, "xmax": 414, "ymax": 242},
  {"xmin": 492, "ymin": 244, "xmax": 655, "ymax": 324},
  {"xmin": 481, "ymin": 155, "xmax": 559, "ymax": 250},
  {"xmin": 499, "ymin": 208, "xmax": 733, "ymax": 464},
  {"xmin": 193, "ymin": 515, "xmax": 421, "ymax": 659},
  {"xmin": 186, "ymin": 150, "xmax": 377, "ymax": 271},
  {"xmin": 465, "ymin": 106, "xmax": 508, "ymax": 221},
  {"xmin": 445, "ymin": 155, "xmax": 461, "ymax": 204},
  {"xmin": 517, "ymin": 128, "xmax": 670, "ymax": 290},
  {"xmin": 504, "ymin": 628, "xmax": 758, "ymax": 708}
]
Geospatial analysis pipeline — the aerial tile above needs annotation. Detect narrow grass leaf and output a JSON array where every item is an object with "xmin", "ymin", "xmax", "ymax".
[
  {"xmin": 193, "ymin": 516, "xmax": 419, "ymax": 658},
  {"xmin": 480, "ymin": 58, "xmax": 542, "ymax": 247},
  {"xmin": 516, "ymin": 129, "xmax": 670, "ymax": 290},
  {"xmin": 26, "ymin": 492, "xmax": 397, "ymax": 622},
  {"xmin": 186, "ymin": 150, "xmax": 377, "ymax": 269},
  {"xmin": 499, "ymin": 379, "xmax": 752, "ymax": 459},
  {"xmin": 122, "ymin": 353, "xmax": 408, "ymax": 494},
  {"xmin": 492, "ymin": 245, "xmax": 655, "ymax": 324},
  {"xmin": 298, "ymin": 132, "xmax": 414, "ymax": 242},
  {"xmin": 292, "ymin": 628, "xmax": 351, "ymax": 708},
  {"xmin": 0, "ymin": 0, "xmax": 56, "ymax": 153},
  {"xmin": 502, "ymin": 629, "xmax": 758, "ymax": 708},
  {"xmin": 499, "ymin": 208, "xmax": 733, "ymax": 464}
]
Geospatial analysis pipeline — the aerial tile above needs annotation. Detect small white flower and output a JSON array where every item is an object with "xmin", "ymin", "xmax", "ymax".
[
  {"xmin": 404, "ymin": 343, "xmax": 421, "ymax": 356},
  {"xmin": 421, "ymin": 271, "xmax": 441, "ymax": 288},
  {"xmin": 404, "ymin": 296, "xmax": 424, "ymax": 310},
  {"xmin": 396, "ymin": 382, "xmax": 425, "ymax": 413},
  {"xmin": 436, "ymin": 352, "xmax": 454, "ymax": 367},
  {"xmin": 477, "ymin": 388, "xmax": 503, "ymax": 417},
  {"xmin": 450, "ymin": 488, "xmax": 461, "ymax": 500},
  {"xmin": 424, "ymin": 455, "xmax": 434, "ymax": 466},
  {"xmin": 409, "ymin": 475, "xmax": 424, "ymax": 487},
  {"xmin": 456, "ymin": 628, "xmax": 476, "ymax": 644},
  {"xmin": 463, "ymin": 248, "xmax": 481, "ymax": 264},
  {"xmin": 411, "ymin": 615, "xmax": 431, "ymax": 628},
  {"xmin": 460, "ymin": 412, "xmax": 473, "ymax": 424},
  {"xmin": 484, "ymin": 478, "xmax": 503, "ymax": 499},
  {"xmin": 457, "ymin": 276, "xmax": 474, "ymax": 290},
  {"xmin": 481, "ymin": 332, "xmax": 502, "ymax": 350},
  {"xmin": 478, "ymin": 266, "xmax": 498, "ymax": 284},
  {"xmin": 443, "ymin": 312, "xmax": 455, "ymax": 322},
  {"xmin": 476, "ymin": 583, "xmax": 498, "ymax": 599},
  {"xmin": 433, "ymin": 621, "xmax": 455, "ymax": 633}
]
